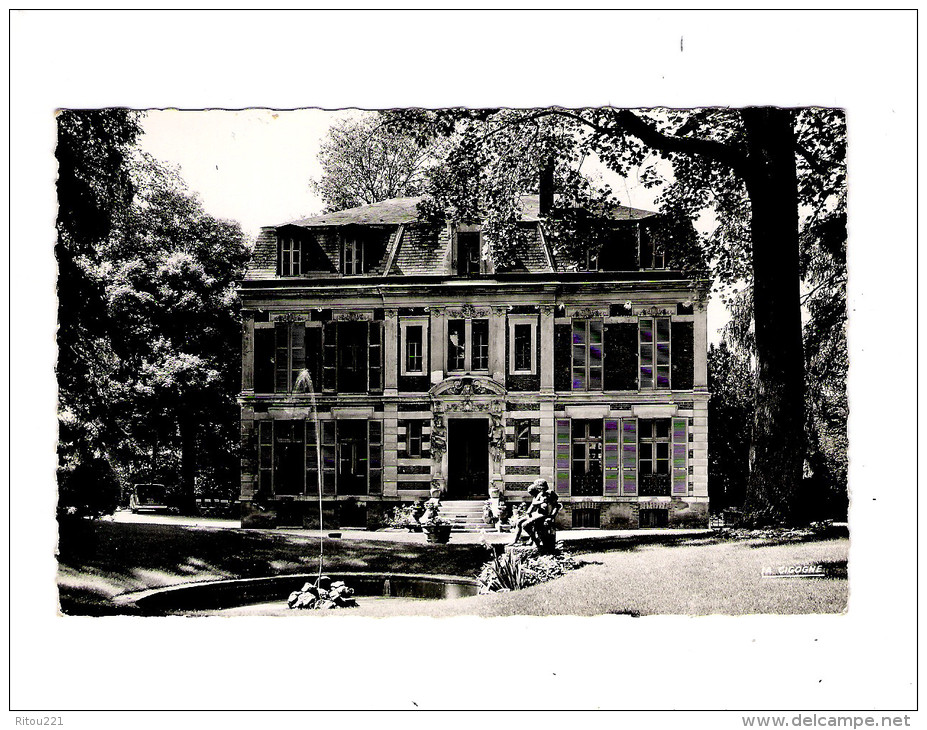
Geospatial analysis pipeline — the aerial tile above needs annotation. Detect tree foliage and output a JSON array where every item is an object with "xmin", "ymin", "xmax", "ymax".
[
  {"xmin": 57, "ymin": 110, "xmax": 249, "ymax": 515},
  {"xmin": 310, "ymin": 114, "xmax": 440, "ymax": 212},
  {"xmin": 707, "ymin": 343, "xmax": 754, "ymax": 514},
  {"xmin": 99, "ymin": 155, "xmax": 250, "ymax": 508},
  {"xmin": 388, "ymin": 106, "xmax": 847, "ymax": 525},
  {"xmin": 57, "ymin": 109, "xmax": 142, "ymax": 514}
]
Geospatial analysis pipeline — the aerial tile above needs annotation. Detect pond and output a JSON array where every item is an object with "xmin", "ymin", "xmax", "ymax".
[{"xmin": 116, "ymin": 572, "xmax": 480, "ymax": 616}]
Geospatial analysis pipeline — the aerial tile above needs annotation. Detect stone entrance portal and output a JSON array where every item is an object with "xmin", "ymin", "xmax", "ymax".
[{"xmin": 446, "ymin": 418, "xmax": 490, "ymax": 499}]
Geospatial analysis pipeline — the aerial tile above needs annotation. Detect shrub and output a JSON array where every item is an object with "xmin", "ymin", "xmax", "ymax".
[
  {"xmin": 57, "ymin": 457, "xmax": 121, "ymax": 519},
  {"xmin": 477, "ymin": 541, "xmax": 582, "ymax": 593}
]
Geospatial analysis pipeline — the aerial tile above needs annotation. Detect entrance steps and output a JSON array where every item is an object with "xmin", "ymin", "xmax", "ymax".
[{"xmin": 439, "ymin": 500, "xmax": 511, "ymax": 533}]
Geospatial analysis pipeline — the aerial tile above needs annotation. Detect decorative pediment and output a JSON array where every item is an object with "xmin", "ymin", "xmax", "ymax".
[
  {"xmin": 333, "ymin": 310, "xmax": 372, "ymax": 321},
  {"xmin": 270, "ymin": 312, "xmax": 310, "ymax": 322},
  {"xmin": 569, "ymin": 307, "xmax": 606, "ymax": 319},
  {"xmin": 429, "ymin": 375, "xmax": 506, "ymax": 399},
  {"xmin": 632, "ymin": 305, "xmax": 675, "ymax": 318},
  {"xmin": 446, "ymin": 303, "xmax": 490, "ymax": 319}
]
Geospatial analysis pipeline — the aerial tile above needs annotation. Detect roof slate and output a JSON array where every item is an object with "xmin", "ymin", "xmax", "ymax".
[
  {"xmin": 282, "ymin": 195, "xmax": 657, "ymax": 229},
  {"xmin": 243, "ymin": 195, "xmax": 658, "ymax": 281}
]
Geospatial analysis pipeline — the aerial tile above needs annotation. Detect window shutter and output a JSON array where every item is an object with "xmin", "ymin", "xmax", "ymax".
[
  {"xmin": 258, "ymin": 421, "xmax": 273, "ymax": 494},
  {"xmin": 671, "ymin": 321, "xmax": 694, "ymax": 390},
  {"xmin": 369, "ymin": 321, "xmax": 383, "ymax": 392},
  {"xmin": 321, "ymin": 420, "xmax": 336, "ymax": 496},
  {"xmin": 604, "ymin": 323, "xmax": 639, "ymax": 391},
  {"xmin": 322, "ymin": 321, "xmax": 337, "ymax": 392},
  {"xmin": 279, "ymin": 238, "xmax": 288, "ymax": 276},
  {"xmin": 554, "ymin": 323, "xmax": 572, "ymax": 391},
  {"xmin": 368, "ymin": 420, "xmax": 382, "ymax": 494},
  {"xmin": 290, "ymin": 322, "xmax": 306, "ymax": 389},
  {"xmin": 589, "ymin": 320, "xmax": 603, "ymax": 390},
  {"xmin": 672, "ymin": 417, "xmax": 688, "ymax": 495},
  {"xmin": 254, "ymin": 328, "xmax": 275, "ymax": 393},
  {"xmin": 305, "ymin": 327, "xmax": 323, "ymax": 394},
  {"xmin": 422, "ymin": 420, "xmax": 431, "ymax": 459},
  {"xmin": 621, "ymin": 418, "xmax": 638, "ymax": 495},
  {"xmin": 397, "ymin": 420, "xmax": 409, "ymax": 459},
  {"xmin": 571, "ymin": 320, "xmax": 587, "ymax": 390},
  {"xmin": 555, "ymin": 418, "xmax": 571, "ymax": 496},
  {"xmin": 305, "ymin": 420, "xmax": 319, "ymax": 496},
  {"xmin": 604, "ymin": 419, "xmax": 620, "ymax": 495},
  {"xmin": 275, "ymin": 324, "xmax": 290, "ymax": 392}
]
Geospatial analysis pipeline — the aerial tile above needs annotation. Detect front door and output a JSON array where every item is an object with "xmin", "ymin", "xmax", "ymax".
[{"xmin": 447, "ymin": 418, "xmax": 489, "ymax": 498}]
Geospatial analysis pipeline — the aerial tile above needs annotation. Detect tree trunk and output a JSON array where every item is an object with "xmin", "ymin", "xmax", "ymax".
[
  {"xmin": 740, "ymin": 108, "xmax": 806, "ymax": 525},
  {"xmin": 179, "ymin": 418, "xmax": 198, "ymax": 514}
]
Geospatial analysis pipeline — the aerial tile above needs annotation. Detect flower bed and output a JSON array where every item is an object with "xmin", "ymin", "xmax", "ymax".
[{"xmin": 477, "ymin": 544, "xmax": 580, "ymax": 593}]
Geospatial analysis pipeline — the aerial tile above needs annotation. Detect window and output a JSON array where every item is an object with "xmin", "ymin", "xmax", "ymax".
[
  {"xmin": 571, "ymin": 419, "xmax": 603, "ymax": 496},
  {"xmin": 407, "ymin": 327, "xmax": 423, "ymax": 373},
  {"xmin": 456, "ymin": 231, "xmax": 481, "ymax": 276},
  {"xmin": 254, "ymin": 321, "xmax": 311, "ymax": 394},
  {"xmin": 638, "ymin": 418, "xmax": 671, "ymax": 496},
  {"xmin": 256, "ymin": 420, "xmax": 305, "ymax": 496},
  {"xmin": 571, "ymin": 319, "xmax": 603, "ymax": 390},
  {"xmin": 279, "ymin": 236, "xmax": 303, "ymax": 276},
  {"xmin": 400, "ymin": 319, "xmax": 428, "ymax": 376},
  {"xmin": 318, "ymin": 420, "xmax": 383, "ymax": 496},
  {"xmin": 337, "ymin": 420, "xmax": 368, "ymax": 495},
  {"xmin": 639, "ymin": 226, "xmax": 666, "ymax": 270},
  {"xmin": 342, "ymin": 233, "xmax": 366, "ymax": 276},
  {"xmin": 640, "ymin": 508, "xmax": 669, "ymax": 527},
  {"xmin": 639, "ymin": 317, "xmax": 671, "ymax": 389},
  {"xmin": 447, "ymin": 320, "xmax": 466, "ymax": 371},
  {"xmin": 406, "ymin": 420, "xmax": 423, "ymax": 458},
  {"xmin": 337, "ymin": 321, "xmax": 368, "ymax": 393},
  {"xmin": 514, "ymin": 325, "xmax": 532, "ymax": 371},
  {"xmin": 447, "ymin": 318, "xmax": 490, "ymax": 373},
  {"xmin": 572, "ymin": 507, "xmax": 601, "ymax": 528},
  {"xmin": 514, "ymin": 420, "xmax": 531, "ymax": 458},
  {"xmin": 508, "ymin": 316, "xmax": 537, "ymax": 375},
  {"xmin": 321, "ymin": 320, "xmax": 382, "ymax": 393},
  {"xmin": 472, "ymin": 320, "xmax": 489, "ymax": 370},
  {"xmin": 585, "ymin": 246, "xmax": 601, "ymax": 271}
]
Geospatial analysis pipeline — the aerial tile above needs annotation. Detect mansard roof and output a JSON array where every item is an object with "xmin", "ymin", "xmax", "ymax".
[
  {"xmin": 283, "ymin": 197, "xmax": 424, "ymax": 228},
  {"xmin": 279, "ymin": 195, "xmax": 658, "ymax": 229},
  {"xmin": 243, "ymin": 195, "xmax": 660, "ymax": 282}
]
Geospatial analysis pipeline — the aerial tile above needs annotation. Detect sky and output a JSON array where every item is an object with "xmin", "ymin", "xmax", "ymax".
[{"xmin": 138, "ymin": 108, "xmax": 730, "ymax": 340}]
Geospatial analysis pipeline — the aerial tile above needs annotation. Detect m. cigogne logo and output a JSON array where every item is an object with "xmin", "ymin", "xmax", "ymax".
[{"xmin": 761, "ymin": 564, "xmax": 825, "ymax": 578}]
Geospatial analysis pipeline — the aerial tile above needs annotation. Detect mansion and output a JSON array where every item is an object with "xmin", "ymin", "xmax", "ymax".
[{"xmin": 238, "ymin": 195, "xmax": 709, "ymax": 529}]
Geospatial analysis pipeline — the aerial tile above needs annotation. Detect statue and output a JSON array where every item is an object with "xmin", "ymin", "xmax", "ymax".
[{"xmin": 510, "ymin": 479, "xmax": 561, "ymax": 553}]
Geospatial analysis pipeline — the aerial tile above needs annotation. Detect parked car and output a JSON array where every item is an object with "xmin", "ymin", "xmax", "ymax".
[{"xmin": 128, "ymin": 483, "xmax": 170, "ymax": 513}]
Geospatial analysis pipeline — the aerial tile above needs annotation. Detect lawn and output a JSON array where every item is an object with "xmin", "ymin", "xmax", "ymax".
[{"xmin": 57, "ymin": 519, "xmax": 848, "ymax": 616}]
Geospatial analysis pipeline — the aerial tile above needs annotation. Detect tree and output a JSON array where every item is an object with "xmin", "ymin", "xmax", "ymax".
[
  {"xmin": 100, "ymin": 155, "xmax": 250, "ymax": 510},
  {"xmin": 311, "ymin": 114, "xmax": 439, "ymax": 212},
  {"xmin": 389, "ymin": 107, "xmax": 847, "ymax": 525},
  {"xmin": 707, "ymin": 343, "xmax": 754, "ymax": 514},
  {"xmin": 56, "ymin": 109, "xmax": 142, "ymax": 514},
  {"xmin": 57, "ymin": 109, "xmax": 249, "ymax": 515}
]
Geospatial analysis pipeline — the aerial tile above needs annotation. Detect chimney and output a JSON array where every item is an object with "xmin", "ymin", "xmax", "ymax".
[{"xmin": 539, "ymin": 159, "xmax": 555, "ymax": 218}]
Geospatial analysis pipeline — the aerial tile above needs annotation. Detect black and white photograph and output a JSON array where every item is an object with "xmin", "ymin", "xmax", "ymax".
[
  {"xmin": 9, "ymin": 8, "xmax": 918, "ymax": 723},
  {"xmin": 54, "ymin": 105, "xmax": 849, "ymax": 619}
]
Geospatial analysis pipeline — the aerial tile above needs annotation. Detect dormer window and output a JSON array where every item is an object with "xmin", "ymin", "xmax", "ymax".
[
  {"xmin": 278, "ymin": 235, "xmax": 303, "ymax": 276},
  {"xmin": 342, "ymin": 233, "xmax": 367, "ymax": 276},
  {"xmin": 455, "ymin": 229, "xmax": 482, "ymax": 277},
  {"xmin": 639, "ymin": 225, "xmax": 665, "ymax": 270}
]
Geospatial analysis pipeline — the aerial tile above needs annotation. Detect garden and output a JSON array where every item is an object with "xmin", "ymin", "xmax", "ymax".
[{"xmin": 57, "ymin": 518, "xmax": 848, "ymax": 617}]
